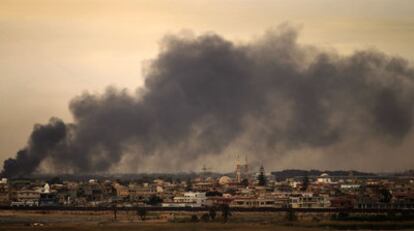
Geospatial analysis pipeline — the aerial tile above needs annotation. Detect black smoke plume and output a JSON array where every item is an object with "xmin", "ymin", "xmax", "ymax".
[{"xmin": 2, "ymin": 25, "xmax": 414, "ymax": 176}]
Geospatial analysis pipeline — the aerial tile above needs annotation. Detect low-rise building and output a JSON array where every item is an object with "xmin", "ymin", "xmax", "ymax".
[
  {"xmin": 162, "ymin": 192, "xmax": 207, "ymax": 207},
  {"xmin": 289, "ymin": 193, "xmax": 330, "ymax": 208},
  {"xmin": 230, "ymin": 196, "xmax": 276, "ymax": 208}
]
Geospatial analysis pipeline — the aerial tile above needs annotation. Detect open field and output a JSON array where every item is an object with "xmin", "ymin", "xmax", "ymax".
[
  {"xmin": 0, "ymin": 223, "xmax": 323, "ymax": 231},
  {"xmin": 2, "ymin": 210, "xmax": 414, "ymax": 230},
  {"xmin": 4, "ymin": 221, "xmax": 414, "ymax": 231}
]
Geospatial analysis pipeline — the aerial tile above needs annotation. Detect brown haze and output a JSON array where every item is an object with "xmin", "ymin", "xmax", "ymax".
[
  {"xmin": 2, "ymin": 24, "xmax": 414, "ymax": 176},
  {"xmin": 1, "ymin": 1, "xmax": 414, "ymax": 175}
]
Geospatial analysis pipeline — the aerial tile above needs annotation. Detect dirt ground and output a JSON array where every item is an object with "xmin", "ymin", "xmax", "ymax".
[
  {"xmin": 0, "ymin": 210, "xmax": 314, "ymax": 230},
  {"xmin": 1, "ymin": 210, "xmax": 414, "ymax": 230},
  {"xmin": 0, "ymin": 223, "xmax": 323, "ymax": 231}
]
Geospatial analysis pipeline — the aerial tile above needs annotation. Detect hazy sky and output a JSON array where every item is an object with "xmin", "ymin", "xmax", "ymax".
[{"xmin": 1, "ymin": 0, "xmax": 414, "ymax": 166}]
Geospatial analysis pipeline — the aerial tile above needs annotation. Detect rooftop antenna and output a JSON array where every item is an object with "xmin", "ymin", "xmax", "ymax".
[
  {"xmin": 201, "ymin": 164, "xmax": 212, "ymax": 179},
  {"xmin": 202, "ymin": 164, "xmax": 211, "ymax": 173},
  {"xmin": 234, "ymin": 154, "xmax": 240, "ymax": 168}
]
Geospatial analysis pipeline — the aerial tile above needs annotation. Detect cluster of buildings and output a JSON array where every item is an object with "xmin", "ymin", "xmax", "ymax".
[{"xmin": 1, "ymin": 159, "xmax": 414, "ymax": 209}]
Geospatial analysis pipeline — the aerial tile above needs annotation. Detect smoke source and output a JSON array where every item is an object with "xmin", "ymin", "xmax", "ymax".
[{"xmin": 2, "ymin": 25, "xmax": 414, "ymax": 176}]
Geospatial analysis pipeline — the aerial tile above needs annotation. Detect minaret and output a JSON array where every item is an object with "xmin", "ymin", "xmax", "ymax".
[
  {"xmin": 235, "ymin": 154, "xmax": 241, "ymax": 183},
  {"xmin": 201, "ymin": 164, "xmax": 207, "ymax": 180},
  {"xmin": 244, "ymin": 155, "xmax": 249, "ymax": 174}
]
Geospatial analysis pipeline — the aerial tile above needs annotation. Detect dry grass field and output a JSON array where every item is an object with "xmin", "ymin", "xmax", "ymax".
[
  {"xmin": 0, "ymin": 223, "xmax": 321, "ymax": 231},
  {"xmin": 1, "ymin": 210, "xmax": 414, "ymax": 230}
]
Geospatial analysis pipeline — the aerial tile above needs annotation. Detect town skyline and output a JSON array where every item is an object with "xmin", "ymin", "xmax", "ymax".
[{"xmin": 2, "ymin": 2, "xmax": 414, "ymax": 229}]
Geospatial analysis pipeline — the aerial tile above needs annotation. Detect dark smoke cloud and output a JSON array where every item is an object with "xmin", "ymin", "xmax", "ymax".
[
  {"xmin": 2, "ymin": 118, "xmax": 68, "ymax": 176},
  {"xmin": 2, "ymin": 25, "xmax": 414, "ymax": 176}
]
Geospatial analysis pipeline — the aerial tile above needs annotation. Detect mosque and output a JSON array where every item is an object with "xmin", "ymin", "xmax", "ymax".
[
  {"xmin": 217, "ymin": 154, "xmax": 253, "ymax": 186},
  {"xmin": 234, "ymin": 154, "xmax": 250, "ymax": 183}
]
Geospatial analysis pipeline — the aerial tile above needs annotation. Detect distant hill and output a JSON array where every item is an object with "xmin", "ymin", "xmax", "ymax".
[
  {"xmin": 271, "ymin": 169, "xmax": 376, "ymax": 179},
  {"xmin": 27, "ymin": 172, "xmax": 222, "ymax": 182}
]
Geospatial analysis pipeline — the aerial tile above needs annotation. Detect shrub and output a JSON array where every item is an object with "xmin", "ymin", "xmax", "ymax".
[
  {"xmin": 191, "ymin": 214, "xmax": 199, "ymax": 223},
  {"xmin": 201, "ymin": 213, "xmax": 210, "ymax": 222}
]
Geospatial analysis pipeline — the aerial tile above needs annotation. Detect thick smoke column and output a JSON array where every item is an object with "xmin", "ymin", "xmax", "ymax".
[
  {"xmin": 2, "ymin": 25, "xmax": 414, "ymax": 176},
  {"xmin": 2, "ymin": 118, "xmax": 68, "ymax": 176}
]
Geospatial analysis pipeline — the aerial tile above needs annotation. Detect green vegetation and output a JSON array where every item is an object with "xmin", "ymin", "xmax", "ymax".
[
  {"xmin": 257, "ymin": 165, "xmax": 267, "ymax": 186},
  {"xmin": 0, "ymin": 223, "xmax": 321, "ymax": 231},
  {"xmin": 331, "ymin": 212, "xmax": 414, "ymax": 221},
  {"xmin": 221, "ymin": 204, "xmax": 231, "ymax": 223},
  {"xmin": 145, "ymin": 195, "xmax": 163, "ymax": 206},
  {"xmin": 208, "ymin": 206, "xmax": 217, "ymax": 220},
  {"xmin": 286, "ymin": 209, "xmax": 297, "ymax": 222},
  {"xmin": 301, "ymin": 175, "xmax": 309, "ymax": 191},
  {"xmin": 136, "ymin": 207, "xmax": 147, "ymax": 221}
]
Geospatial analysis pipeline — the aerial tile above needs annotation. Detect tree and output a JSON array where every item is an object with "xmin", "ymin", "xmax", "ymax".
[
  {"xmin": 301, "ymin": 175, "xmax": 309, "ymax": 191},
  {"xmin": 137, "ymin": 207, "xmax": 147, "ymax": 221},
  {"xmin": 146, "ymin": 195, "xmax": 163, "ymax": 206},
  {"xmin": 191, "ymin": 214, "xmax": 199, "ymax": 222},
  {"xmin": 209, "ymin": 206, "xmax": 217, "ymax": 220},
  {"xmin": 240, "ymin": 179, "xmax": 249, "ymax": 187},
  {"xmin": 112, "ymin": 204, "xmax": 117, "ymax": 221},
  {"xmin": 221, "ymin": 204, "xmax": 231, "ymax": 223},
  {"xmin": 379, "ymin": 188, "xmax": 392, "ymax": 203},
  {"xmin": 286, "ymin": 209, "xmax": 297, "ymax": 222},
  {"xmin": 47, "ymin": 177, "xmax": 62, "ymax": 185},
  {"xmin": 185, "ymin": 178, "xmax": 193, "ymax": 191},
  {"xmin": 206, "ymin": 191, "xmax": 223, "ymax": 197},
  {"xmin": 224, "ymin": 188, "xmax": 236, "ymax": 195},
  {"xmin": 201, "ymin": 213, "xmax": 210, "ymax": 222},
  {"xmin": 257, "ymin": 171, "xmax": 267, "ymax": 186}
]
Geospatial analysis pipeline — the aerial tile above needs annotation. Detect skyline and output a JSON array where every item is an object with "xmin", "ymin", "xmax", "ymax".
[{"xmin": 2, "ymin": 1, "xmax": 414, "ymax": 174}]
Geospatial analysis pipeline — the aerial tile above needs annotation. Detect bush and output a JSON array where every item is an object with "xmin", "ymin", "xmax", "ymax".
[
  {"xmin": 337, "ymin": 212, "xmax": 349, "ymax": 220},
  {"xmin": 201, "ymin": 213, "xmax": 210, "ymax": 222},
  {"xmin": 145, "ymin": 195, "xmax": 163, "ymax": 206},
  {"xmin": 209, "ymin": 206, "xmax": 217, "ymax": 220},
  {"xmin": 221, "ymin": 204, "xmax": 231, "ymax": 223},
  {"xmin": 191, "ymin": 214, "xmax": 199, "ymax": 223},
  {"xmin": 137, "ymin": 207, "xmax": 147, "ymax": 221},
  {"xmin": 286, "ymin": 209, "xmax": 297, "ymax": 222}
]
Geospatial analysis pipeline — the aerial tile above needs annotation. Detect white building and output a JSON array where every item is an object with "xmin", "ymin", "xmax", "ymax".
[
  {"xmin": 316, "ymin": 173, "xmax": 332, "ymax": 184},
  {"xmin": 230, "ymin": 197, "xmax": 277, "ymax": 208},
  {"xmin": 43, "ymin": 183, "xmax": 50, "ymax": 193},
  {"xmin": 289, "ymin": 193, "xmax": 331, "ymax": 208},
  {"xmin": 162, "ymin": 192, "xmax": 207, "ymax": 208},
  {"xmin": 340, "ymin": 184, "xmax": 360, "ymax": 189}
]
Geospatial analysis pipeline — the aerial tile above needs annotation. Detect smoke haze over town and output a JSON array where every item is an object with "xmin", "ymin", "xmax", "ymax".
[
  {"xmin": 2, "ymin": 23, "xmax": 414, "ymax": 177},
  {"xmin": 5, "ymin": 4, "xmax": 414, "ymax": 231}
]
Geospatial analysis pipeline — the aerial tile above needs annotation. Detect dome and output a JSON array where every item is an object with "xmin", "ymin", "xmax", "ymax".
[
  {"xmin": 320, "ymin": 173, "xmax": 329, "ymax": 177},
  {"xmin": 44, "ymin": 183, "xmax": 50, "ymax": 193},
  {"xmin": 218, "ymin": 176, "xmax": 232, "ymax": 185}
]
